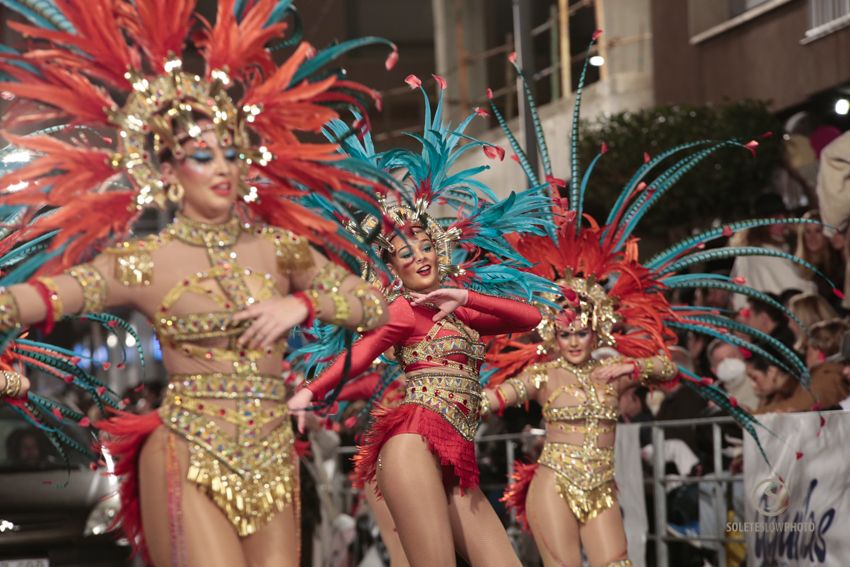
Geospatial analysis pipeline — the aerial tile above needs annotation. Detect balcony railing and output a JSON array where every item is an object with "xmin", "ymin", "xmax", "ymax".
[{"xmin": 805, "ymin": 0, "xmax": 850, "ymax": 42}]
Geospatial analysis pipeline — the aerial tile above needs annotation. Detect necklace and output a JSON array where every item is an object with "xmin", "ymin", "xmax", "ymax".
[{"xmin": 168, "ymin": 212, "xmax": 243, "ymax": 248}]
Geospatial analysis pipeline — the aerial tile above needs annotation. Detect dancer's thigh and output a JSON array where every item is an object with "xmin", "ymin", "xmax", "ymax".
[
  {"xmin": 365, "ymin": 480, "xmax": 410, "ymax": 567},
  {"xmin": 241, "ymin": 502, "xmax": 298, "ymax": 567},
  {"xmin": 446, "ymin": 485, "xmax": 521, "ymax": 567},
  {"xmin": 579, "ymin": 500, "xmax": 629, "ymax": 567},
  {"xmin": 139, "ymin": 427, "xmax": 245, "ymax": 567},
  {"xmin": 525, "ymin": 466, "xmax": 582, "ymax": 567},
  {"xmin": 376, "ymin": 433, "xmax": 455, "ymax": 567}
]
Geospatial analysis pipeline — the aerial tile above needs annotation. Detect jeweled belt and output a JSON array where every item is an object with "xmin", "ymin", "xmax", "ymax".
[
  {"xmin": 402, "ymin": 372, "xmax": 482, "ymax": 441},
  {"xmin": 159, "ymin": 372, "xmax": 295, "ymax": 536}
]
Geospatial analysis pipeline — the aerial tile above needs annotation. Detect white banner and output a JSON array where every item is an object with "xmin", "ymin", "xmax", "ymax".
[
  {"xmin": 616, "ymin": 423, "xmax": 647, "ymax": 567},
  {"xmin": 744, "ymin": 411, "xmax": 850, "ymax": 566}
]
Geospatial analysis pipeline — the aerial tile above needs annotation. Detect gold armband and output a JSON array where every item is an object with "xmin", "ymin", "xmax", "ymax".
[
  {"xmin": 479, "ymin": 393, "xmax": 492, "ymax": 416},
  {"xmin": 1, "ymin": 370, "xmax": 23, "ymax": 398},
  {"xmin": 0, "ymin": 289, "xmax": 21, "ymax": 331},
  {"xmin": 34, "ymin": 277, "xmax": 65, "ymax": 321},
  {"xmin": 635, "ymin": 356, "xmax": 677, "ymax": 384},
  {"xmin": 327, "ymin": 292, "xmax": 351, "ymax": 326},
  {"xmin": 505, "ymin": 377, "xmax": 529, "ymax": 405},
  {"xmin": 65, "ymin": 264, "xmax": 107, "ymax": 313},
  {"xmin": 353, "ymin": 284, "xmax": 384, "ymax": 333},
  {"xmin": 309, "ymin": 262, "xmax": 349, "ymax": 293}
]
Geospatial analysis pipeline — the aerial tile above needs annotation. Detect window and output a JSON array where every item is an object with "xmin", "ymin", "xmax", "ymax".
[
  {"xmin": 688, "ymin": 0, "xmax": 795, "ymax": 44},
  {"xmin": 805, "ymin": 0, "xmax": 850, "ymax": 42}
]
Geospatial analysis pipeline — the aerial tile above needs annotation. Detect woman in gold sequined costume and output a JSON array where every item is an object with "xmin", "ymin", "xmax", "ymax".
[
  {"xmin": 484, "ymin": 278, "xmax": 676, "ymax": 567},
  {"xmin": 483, "ymin": 29, "xmax": 816, "ymax": 567},
  {"xmin": 0, "ymin": 1, "xmax": 397, "ymax": 565}
]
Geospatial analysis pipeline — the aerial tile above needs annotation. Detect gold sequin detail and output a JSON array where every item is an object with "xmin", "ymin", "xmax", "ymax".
[
  {"xmin": 161, "ymin": 373, "xmax": 295, "ymax": 536},
  {"xmin": 259, "ymin": 227, "xmax": 314, "ymax": 273},
  {"xmin": 65, "ymin": 264, "xmax": 107, "ymax": 313},
  {"xmin": 602, "ymin": 561, "xmax": 633, "ymax": 567},
  {"xmin": 328, "ymin": 291, "xmax": 351, "ymax": 326},
  {"xmin": 504, "ymin": 377, "xmax": 529, "ymax": 404},
  {"xmin": 353, "ymin": 283, "xmax": 384, "ymax": 332},
  {"xmin": 403, "ymin": 372, "xmax": 482, "ymax": 440},
  {"xmin": 0, "ymin": 288, "xmax": 21, "ymax": 331},
  {"xmin": 114, "ymin": 247, "xmax": 154, "ymax": 286},
  {"xmin": 398, "ymin": 314, "xmax": 484, "ymax": 374},
  {"xmin": 538, "ymin": 440, "xmax": 616, "ymax": 524}
]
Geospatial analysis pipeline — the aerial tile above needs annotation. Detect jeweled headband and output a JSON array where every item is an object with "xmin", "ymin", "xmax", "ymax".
[{"xmin": 537, "ymin": 275, "xmax": 618, "ymax": 349}]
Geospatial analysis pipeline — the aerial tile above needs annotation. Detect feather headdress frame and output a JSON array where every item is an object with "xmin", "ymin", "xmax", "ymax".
[{"xmin": 0, "ymin": 0, "xmax": 399, "ymax": 272}]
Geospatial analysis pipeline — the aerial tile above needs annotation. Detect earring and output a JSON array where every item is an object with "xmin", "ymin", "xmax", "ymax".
[{"xmin": 167, "ymin": 182, "xmax": 185, "ymax": 203}]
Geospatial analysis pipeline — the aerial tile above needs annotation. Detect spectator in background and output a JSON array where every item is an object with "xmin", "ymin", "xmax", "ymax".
[
  {"xmin": 730, "ymin": 193, "xmax": 816, "ymax": 310},
  {"xmin": 747, "ymin": 350, "xmax": 850, "ymax": 414},
  {"xmin": 6, "ymin": 428, "xmax": 45, "ymax": 467},
  {"xmin": 788, "ymin": 292, "xmax": 839, "ymax": 352},
  {"xmin": 706, "ymin": 340, "xmax": 759, "ymax": 410},
  {"xmin": 654, "ymin": 347, "xmax": 707, "ymax": 455},
  {"xmin": 815, "ymin": 130, "xmax": 850, "ymax": 310},
  {"xmin": 806, "ymin": 319, "xmax": 850, "ymax": 369},
  {"xmin": 695, "ymin": 271, "xmax": 733, "ymax": 311},
  {"xmin": 746, "ymin": 356, "xmax": 797, "ymax": 411},
  {"xmin": 744, "ymin": 295, "xmax": 797, "ymax": 351},
  {"xmin": 795, "ymin": 211, "xmax": 845, "ymax": 308}
]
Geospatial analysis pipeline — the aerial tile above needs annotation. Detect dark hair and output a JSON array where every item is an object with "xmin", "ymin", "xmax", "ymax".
[
  {"xmin": 749, "ymin": 294, "xmax": 786, "ymax": 325},
  {"xmin": 746, "ymin": 355, "xmax": 772, "ymax": 373}
]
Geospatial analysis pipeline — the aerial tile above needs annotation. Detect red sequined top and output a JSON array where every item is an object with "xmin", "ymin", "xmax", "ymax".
[{"xmin": 306, "ymin": 291, "xmax": 541, "ymax": 400}]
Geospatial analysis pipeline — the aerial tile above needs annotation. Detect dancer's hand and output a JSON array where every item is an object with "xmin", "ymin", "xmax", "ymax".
[
  {"xmin": 287, "ymin": 388, "xmax": 314, "ymax": 433},
  {"xmin": 234, "ymin": 295, "xmax": 309, "ymax": 349},
  {"xmin": 409, "ymin": 288, "xmax": 469, "ymax": 322},
  {"xmin": 591, "ymin": 362, "xmax": 634, "ymax": 384},
  {"xmin": 0, "ymin": 371, "xmax": 29, "ymax": 399}
]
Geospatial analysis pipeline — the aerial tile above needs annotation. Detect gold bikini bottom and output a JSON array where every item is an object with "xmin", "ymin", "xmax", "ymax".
[
  {"xmin": 402, "ymin": 372, "xmax": 482, "ymax": 440},
  {"xmin": 160, "ymin": 373, "xmax": 295, "ymax": 536},
  {"xmin": 538, "ymin": 440, "xmax": 616, "ymax": 524}
]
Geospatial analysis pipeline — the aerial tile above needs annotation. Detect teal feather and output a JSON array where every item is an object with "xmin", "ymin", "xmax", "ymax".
[
  {"xmin": 510, "ymin": 63, "xmax": 552, "ymax": 178},
  {"xmin": 0, "ymin": 0, "xmax": 73, "ymax": 32},
  {"xmin": 680, "ymin": 314, "xmax": 809, "ymax": 386},
  {"xmin": 658, "ymin": 247, "xmax": 835, "ymax": 288},
  {"xmin": 647, "ymin": 218, "xmax": 824, "ymax": 269},
  {"xmin": 677, "ymin": 369, "xmax": 772, "ymax": 465},
  {"xmin": 487, "ymin": 98, "xmax": 536, "ymax": 185},
  {"xmin": 291, "ymin": 37, "xmax": 396, "ymax": 85},
  {"xmin": 614, "ymin": 141, "xmax": 747, "ymax": 249},
  {"xmin": 601, "ymin": 140, "xmax": 712, "ymax": 238},
  {"xmin": 663, "ymin": 279, "xmax": 810, "ymax": 338},
  {"xmin": 568, "ymin": 35, "xmax": 601, "ymax": 211},
  {"xmin": 666, "ymin": 321, "xmax": 796, "ymax": 381}
]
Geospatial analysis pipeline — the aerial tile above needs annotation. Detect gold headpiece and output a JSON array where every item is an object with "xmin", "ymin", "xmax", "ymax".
[
  {"xmin": 107, "ymin": 58, "xmax": 261, "ymax": 209},
  {"xmin": 537, "ymin": 274, "xmax": 618, "ymax": 349},
  {"xmin": 352, "ymin": 195, "xmax": 460, "ymax": 289}
]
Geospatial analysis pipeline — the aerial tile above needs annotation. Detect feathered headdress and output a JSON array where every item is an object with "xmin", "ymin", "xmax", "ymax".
[
  {"xmin": 331, "ymin": 73, "xmax": 556, "ymax": 297},
  {"xmin": 486, "ymin": 32, "xmax": 836, "ymax": 457},
  {"xmin": 0, "ymin": 0, "xmax": 399, "ymax": 273},
  {"xmin": 289, "ymin": 74, "xmax": 557, "ymax": 408}
]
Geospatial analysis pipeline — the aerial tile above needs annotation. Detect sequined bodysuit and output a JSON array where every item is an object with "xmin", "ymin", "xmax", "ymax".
[
  {"xmin": 525, "ymin": 358, "xmax": 620, "ymax": 523},
  {"xmin": 307, "ymin": 292, "xmax": 541, "ymax": 488},
  {"xmin": 91, "ymin": 213, "xmax": 384, "ymax": 536}
]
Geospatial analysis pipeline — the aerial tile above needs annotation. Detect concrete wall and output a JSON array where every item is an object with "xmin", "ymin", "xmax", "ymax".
[
  {"xmin": 652, "ymin": 0, "xmax": 850, "ymax": 111},
  {"xmin": 448, "ymin": 0, "xmax": 656, "ymax": 200}
]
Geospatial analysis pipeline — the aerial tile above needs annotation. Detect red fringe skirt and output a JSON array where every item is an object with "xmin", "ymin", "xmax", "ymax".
[
  {"xmin": 501, "ymin": 460, "xmax": 539, "ymax": 532},
  {"xmin": 353, "ymin": 403, "xmax": 479, "ymax": 493},
  {"xmin": 96, "ymin": 410, "xmax": 163, "ymax": 561}
]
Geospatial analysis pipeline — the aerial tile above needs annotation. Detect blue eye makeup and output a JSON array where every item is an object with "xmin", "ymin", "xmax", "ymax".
[
  {"xmin": 224, "ymin": 147, "xmax": 239, "ymax": 161},
  {"xmin": 189, "ymin": 150, "xmax": 213, "ymax": 163}
]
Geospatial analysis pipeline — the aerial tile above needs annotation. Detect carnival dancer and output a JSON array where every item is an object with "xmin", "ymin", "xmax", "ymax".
[
  {"xmin": 482, "ymin": 31, "xmax": 830, "ymax": 567},
  {"xmin": 288, "ymin": 74, "xmax": 555, "ymax": 566},
  {"xmin": 0, "ymin": 1, "xmax": 399, "ymax": 565}
]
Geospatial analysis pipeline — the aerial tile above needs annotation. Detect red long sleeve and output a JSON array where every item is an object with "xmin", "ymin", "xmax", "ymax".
[
  {"xmin": 337, "ymin": 372, "xmax": 381, "ymax": 402},
  {"xmin": 455, "ymin": 291, "xmax": 541, "ymax": 335},
  {"xmin": 306, "ymin": 298, "xmax": 415, "ymax": 401}
]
